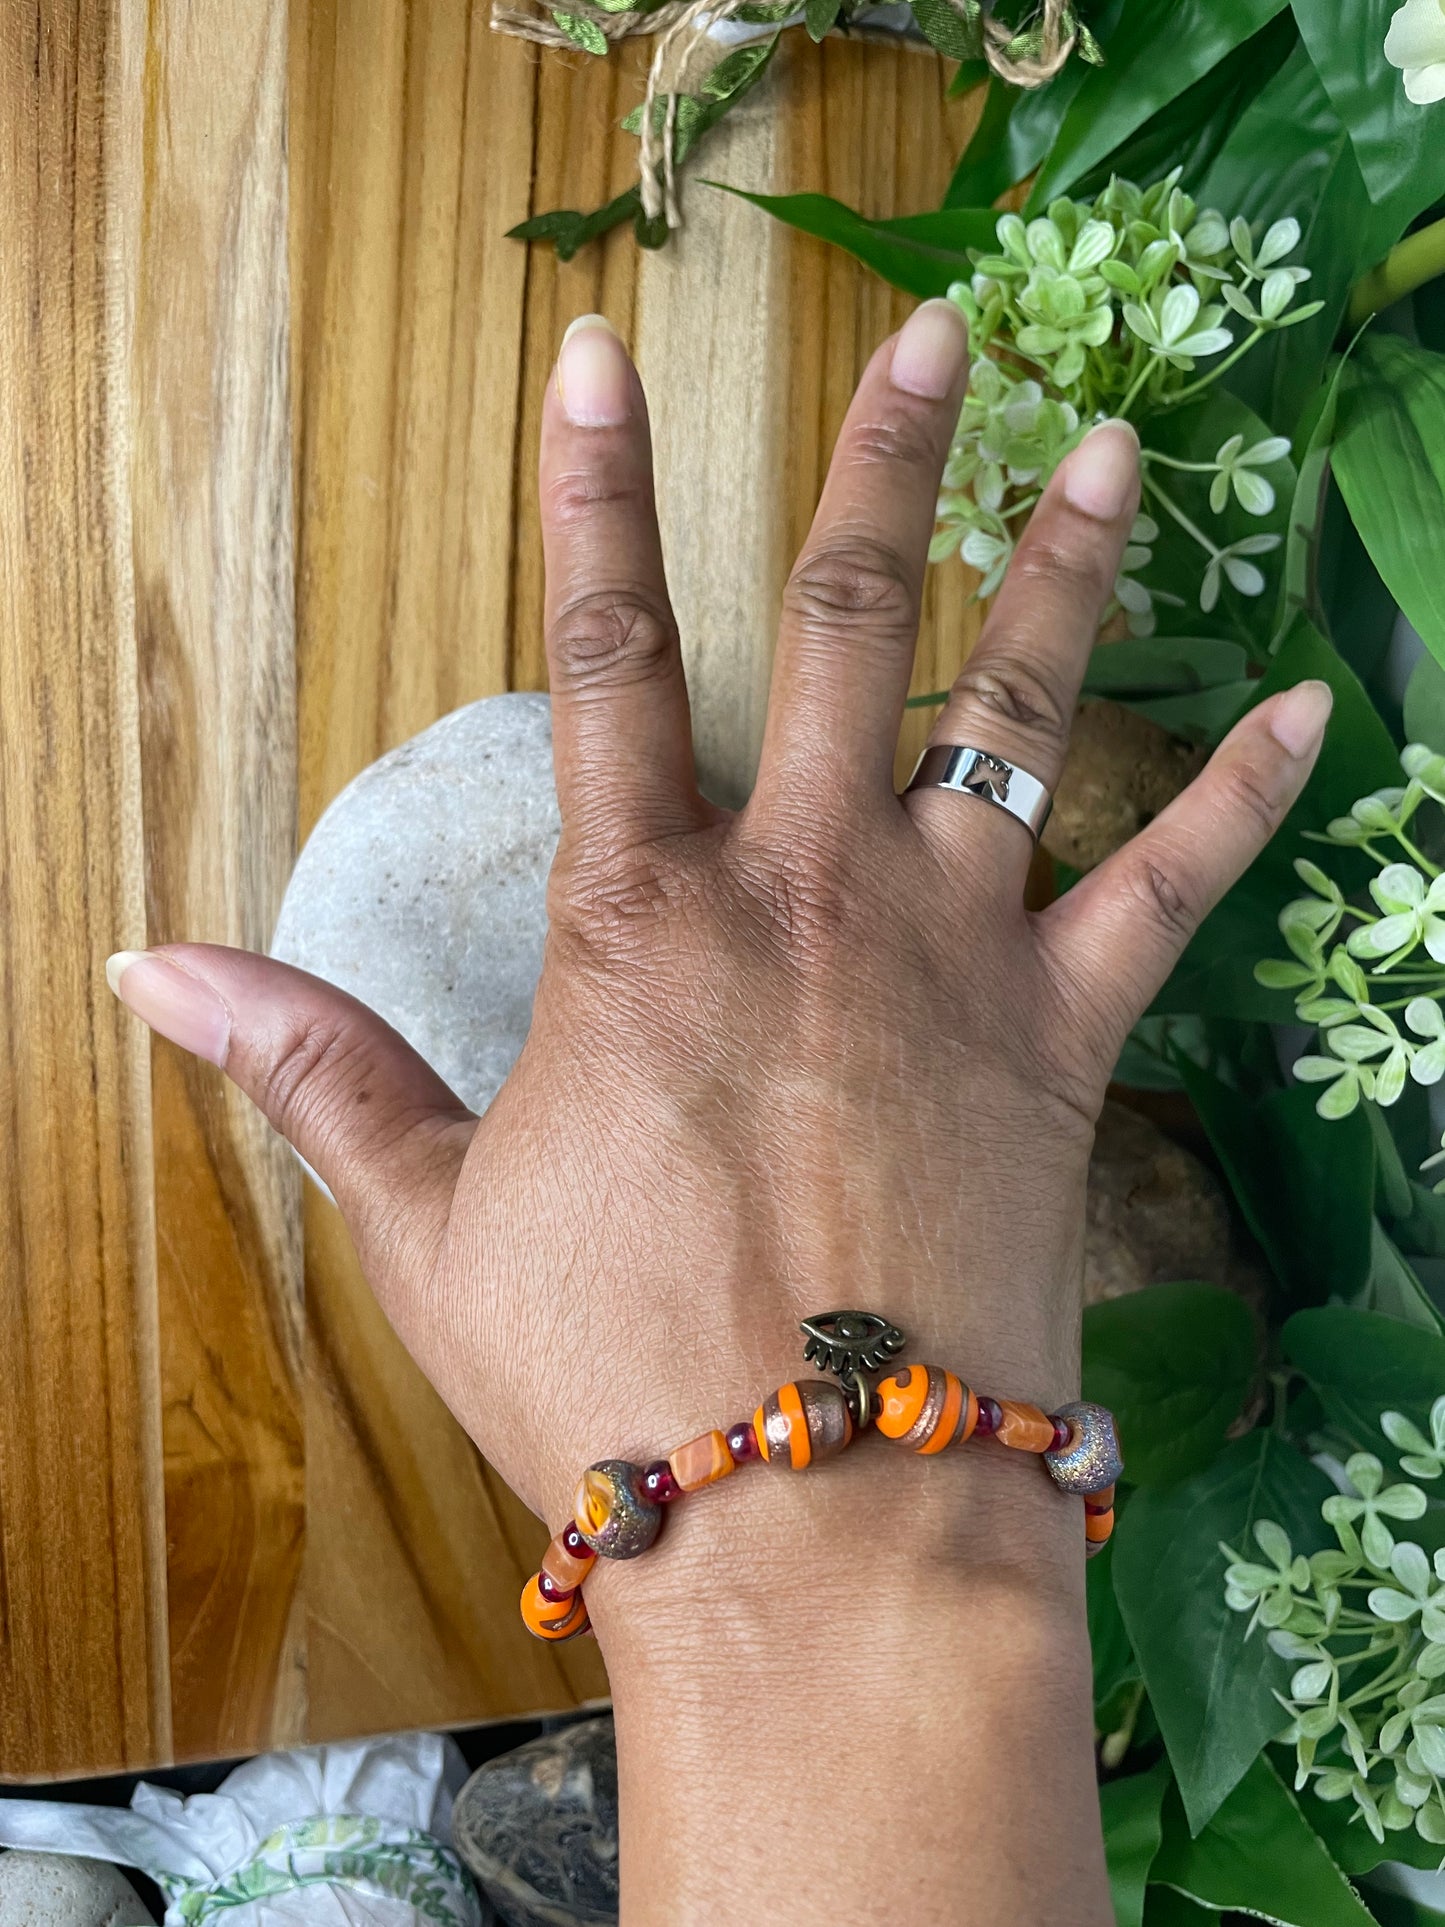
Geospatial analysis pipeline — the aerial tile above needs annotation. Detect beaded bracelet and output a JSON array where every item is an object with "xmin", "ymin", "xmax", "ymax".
[{"xmin": 521, "ymin": 1310, "xmax": 1122, "ymax": 1642}]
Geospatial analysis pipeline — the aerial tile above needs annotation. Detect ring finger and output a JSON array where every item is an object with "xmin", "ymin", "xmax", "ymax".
[{"xmin": 905, "ymin": 419, "xmax": 1142, "ymax": 885}]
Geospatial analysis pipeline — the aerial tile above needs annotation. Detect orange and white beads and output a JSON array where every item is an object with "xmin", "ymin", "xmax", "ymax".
[{"xmin": 518, "ymin": 1319, "xmax": 1123, "ymax": 1641}]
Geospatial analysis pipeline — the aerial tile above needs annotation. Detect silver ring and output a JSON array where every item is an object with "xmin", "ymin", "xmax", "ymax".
[{"xmin": 905, "ymin": 744, "xmax": 1052, "ymax": 841}]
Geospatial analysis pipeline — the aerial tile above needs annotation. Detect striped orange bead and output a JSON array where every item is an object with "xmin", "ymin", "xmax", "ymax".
[
  {"xmin": 1084, "ymin": 1484, "xmax": 1116, "ymax": 1516},
  {"xmin": 669, "ymin": 1429, "xmax": 735, "ymax": 1492},
  {"xmin": 754, "ymin": 1379, "xmax": 853, "ymax": 1469},
  {"xmin": 1084, "ymin": 1506, "xmax": 1115, "ymax": 1545},
  {"xmin": 520, "ymin": 1573, "xmax": 590, "ymax": 1642},
  {"xmin": 875, "ymin": 1364, "xmax": 976, "ymax": 1453},
  {"xmin": 995, "ymin": 1399, "xmax": 1056, "ymax": 1454}
]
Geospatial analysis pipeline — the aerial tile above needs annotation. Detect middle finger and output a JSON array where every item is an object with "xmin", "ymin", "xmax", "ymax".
[{"xmin": 751, "ymin": 299, "xmax": 970, "ymax": 817}]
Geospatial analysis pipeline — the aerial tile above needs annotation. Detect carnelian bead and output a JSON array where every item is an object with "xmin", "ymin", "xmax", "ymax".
[
  {"xmin": 994, "ymin": 1399, "xmax": 1057, "ymax": 1454},
  {"xmin": 542, "ymin": 1527, "xmax": 596, "ymax": 1592},
  {"xmin": 521, "ymin": 1572, "xmax": 590, "ymax": 1641},
  {"xmin": 669, "ymin": 1429, "xmax": 735, "ymax": 1492}
]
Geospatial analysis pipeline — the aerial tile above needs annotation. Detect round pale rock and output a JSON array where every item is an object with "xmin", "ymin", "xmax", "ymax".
[
  {"xmin": 272, "ymin": 694, "xmax": 560, "ymax": 1118},
  {"xmin": 0, "ymin": 1852, "xmax": 156, "ymax": 1927}
]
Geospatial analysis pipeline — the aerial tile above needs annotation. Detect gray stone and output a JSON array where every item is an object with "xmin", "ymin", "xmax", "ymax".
[
  {"xmin": 452, "ymin": 1717, "xmax": 618, "ymax": 1927},
  {"xmin": 272, "ymin": 694, "xmax": 560, "ymax": 1118},
  {"xmin": 0, "ymin": 1852, "xmax": 155, "ymax": 1927}
]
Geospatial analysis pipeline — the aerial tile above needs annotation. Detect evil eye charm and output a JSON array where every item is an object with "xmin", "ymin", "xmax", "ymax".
[
  {"xmin": 1044, "ymin": 1401, "xmax": 1123, "ymax": 1497},
  {"xmin": 800, "ymin": 1310, "xmax": 907, "ymax": 1376},
  {"xmin": 573, "ymin": 1459, "xmax": 663, "ymax": 1560}
]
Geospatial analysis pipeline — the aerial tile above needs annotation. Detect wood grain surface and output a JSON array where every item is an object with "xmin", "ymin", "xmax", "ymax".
[{"xmin": 1, "ymin": 0, "xmax": 985, "ymax": 1775}]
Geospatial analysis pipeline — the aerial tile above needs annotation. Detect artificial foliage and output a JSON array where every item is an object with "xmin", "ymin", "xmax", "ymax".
[{"xmin": 506, "ymin": 2, "xmax": 1445, "ymax": 1919}]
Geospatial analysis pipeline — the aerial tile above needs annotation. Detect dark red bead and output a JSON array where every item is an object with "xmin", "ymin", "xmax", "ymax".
[
  {"xmin": 642, "ymin": 1460, "xmax": 683, "ymax": 1504},
  {"xmin": 537, "ymin": 1570, "xmax": 575, "ymax": 1602},
  {"xmin": 725, "ymin": 1420, "xmax": 760, "ymax": 1464},
  {"xmin": 561, "ymin": 1522, "xmax": 596, "ymax": 1563},
  {"xmin": 975, "ymin": 1396, "xmax": 1002, "ymax": 1439},
  {"xmin": 1050, "ymin": 1417, "xmax": 1073, "ymax": 1453}
]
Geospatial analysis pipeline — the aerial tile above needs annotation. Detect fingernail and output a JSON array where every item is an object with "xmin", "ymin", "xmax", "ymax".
[
  {"xmin": 556, "ymin": 315, "xmax": 632, "ymax": 428},
  {"xmin": 1269, "ymin": 679, "xmax": 1334, "ymax": 758},
  {"xmin": 890, "ymin": 299, "xmax": 968, "ymax": 401},
  {"xmin": 1062, "ymin": 419, "xmax": 1140, "ymax": 521},
  {"xmin": 106, "ymin": 950, "xmax": 231, "ymax": 1066}
]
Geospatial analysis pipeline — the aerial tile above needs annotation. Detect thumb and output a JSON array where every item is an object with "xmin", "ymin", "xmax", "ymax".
[{"xmin": 107, "ymin": 943, "xmax": 475, "ymax": 1276}]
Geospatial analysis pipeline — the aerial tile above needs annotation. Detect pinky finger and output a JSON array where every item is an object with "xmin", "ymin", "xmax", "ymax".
[{"xmin": 1040, "ymin": 679, "xmax": 1334, "ymax": 1069}]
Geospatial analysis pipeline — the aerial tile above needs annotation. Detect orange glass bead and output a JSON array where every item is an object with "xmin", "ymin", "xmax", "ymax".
[
  {"xmin": 1084, "ymin": 1484, "xmax": 1116, "ymax": 1516},
  {"xmin": 875, "ymin": 1364, "xmax": 976, "ymax": 1453},
  {"xmin": 669, "ymin": 1429, "xmax": 735, "ymax": 1492},
  {"xmin": 540, "ymin": 1528, "xmax": 595, "ymax": 1592},
  {"xmin": 1084, "ymin": 1506, "xmax": 1115, "ymax": 1545},
  {"xmin": 521, "ymin": 1572, "xmax": 590, "ymax": 1641},
  {"xmin": 994, "ymin": 1398, "xmax": 1057, "ymax": 1454},
  {"xmin": 754, "ymin": 1379, "xmax": 853, "ymax": 1469}
]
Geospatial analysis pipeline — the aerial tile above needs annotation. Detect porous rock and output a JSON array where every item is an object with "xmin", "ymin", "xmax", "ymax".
[
  {"xmin": 0, "ymin": 1851, "xmax": 155, "ymax": 1927},
  {"xmin": 452, "ymin": 1716, "xmax": 618, "ymax": 1927}
]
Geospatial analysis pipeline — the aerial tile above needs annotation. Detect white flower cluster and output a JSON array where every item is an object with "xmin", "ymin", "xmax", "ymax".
[
  {"xmin": 935, "ymin": 172, "xmax": 1321, "ymax": 633},
  {"xmin": 1257, "ymin": 745, "xmax": 1445, "ymax": 1127},
  {"xmin": 1224, "ymin": 1411, "xmax": 1445, "ymax": 1855}
]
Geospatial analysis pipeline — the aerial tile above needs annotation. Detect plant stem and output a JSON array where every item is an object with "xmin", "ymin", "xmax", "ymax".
[
  {"xmin": 1170, "ymin": 328, "xmax": 1267, "ymax": 406},
  {"xmin": 1140, "ymin": 452, "xmax": 1220, "ymax": 474},
  {"xmin": 1116, "ymin": 356, "xmax": 1156, "ymax": 420},
  {"xmin": 1144, "ymin": 474, "xmax": 1220, "ymax": 560},
  {"xmin": 1349, "ymin": 215, "xmax": 1445, "ymax": 327}
]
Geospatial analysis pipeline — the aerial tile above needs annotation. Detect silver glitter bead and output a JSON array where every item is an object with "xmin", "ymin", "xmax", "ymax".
[
  {"xmin": 573, "ymin": 1459, "xmax": 662, "ymax": 1560},
  {"xmin": 1044, "ymin": 1400, "xmax": 1122, "ymax": 1496}
]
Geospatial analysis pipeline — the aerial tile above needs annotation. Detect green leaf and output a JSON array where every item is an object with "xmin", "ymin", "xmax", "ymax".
[
  {"xmin": 1129, "ymin": 680, "xmax": 1255, "ymax": 745},
  {"xmin": 1285, "ymin": 1304, "xmax": 1445, "ymax": 1454},
  {"xmin": 1333, "ymin": 333, "xmax": 1445, "ymax": 672},
  {"xmin": 1113, "ymin": 1429, "xmax": 1334, "ymax": 1834},
  {"xmin": 1368, "ymin": 1220, "xmax": 1444, "ymax": 1332},
  {"xmin": 507, "ymin": 185, "xmax": 643, "ymax": 260},
  {"xmin": 550, "ymin": 9, "xmax": 608, "ymax": 54},
  {"xmin": 1083, "ymin": 1283, "xmax": 1257, "ymax": 1486},
  {"xmin": 804, "ymin": 0, "xmax": 839, "ymax": 38},
  {"xmin": 714, "ymin": 187, "xmax": 999, "ymax": 299},
  {"xmin": 1102, "ymin": 1760, "xmax": 1171, "ymax": 1927},
  {"xmin": 1072, "ymin": 11, "xmax": 1299, "ymax": 203},
  {"xmin": 1081, "ymin": 637, "xmax": 1249, "ymax": 700},
  {"xmin": 1177, "ymin": 1057, "xmax": 1375, "ymax": 1306},
  {"xmin": 1153, "ymin": 615, "xmax": 1400, "ymax": 1022},
  {"xmin": 1274, "ymin": 339, "xmax": 1361, "ymax": 642},
  {"xmin": 1290, "ymin": 0, "xmax": 1445, "ymax": 217},
  {"xmin": 1405, "ymin": 650, "xmax": 1445, "ymax": 755},
  {"xmin": 1151, "ymin": 1754, "xmax": 1378, "ymax": 1925},
  {"xmin": 1025, "ymin": 0, "xmax": 1292, "ymax": 211},
  {"xmin": 911, "ymin": 0, "xmax": 981, "ymax": 61},
  {"xmin": 1201, "ymin": 46, "xmax": 1408, "ymax": 434},
  {"xmin": 1089, "ymin": 1536, "xmax": 1140, "ymax": 1710}
]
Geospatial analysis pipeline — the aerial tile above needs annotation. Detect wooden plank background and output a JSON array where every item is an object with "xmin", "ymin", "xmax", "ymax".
[{"xmin": 0, "ymin": 0, "xmax": 982, "ymax": 1778}]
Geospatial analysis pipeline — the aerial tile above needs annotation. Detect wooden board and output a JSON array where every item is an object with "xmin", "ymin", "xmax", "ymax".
[{"xmin": 0, "ymin": 0, "xmax": 985, "ymax": 1775}]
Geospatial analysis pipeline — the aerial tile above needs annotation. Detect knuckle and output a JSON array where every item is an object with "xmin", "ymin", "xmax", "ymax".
[
  {"xmin": 844, "ymin": 411, "xmax": 939, "ymax": 478},
  {"xmin": 1010, "ymin": 529, "xmax": 1111, "ymax": 603},
  {"xmin": 544, "ymin": 465, "xmax": 649, "ymax": 530},
  {"xmin": 1129, "ymin": 855, "xmax": 1200, "ymax": 947},
  {"xmin": 783, "ymin": 534, "xmax": 917, "ymax": 639},
  {"xmin": 729, "ymin": 830, "xmax": 857, "ymax": 967},
  {"xmin": 547, "ymin": 589, "xmax": 678, "ymax": 693},
  {"xmin": 260, "ymin": 1012, "xmax": 362, "ymax": 1143},
  {"xmin": 949, "ymin": 653, "xmax": 1073, "ymax": 747},
  {"xmin": 1222, "ymin": 757, "xmax": 1285, "ymax": 840}
]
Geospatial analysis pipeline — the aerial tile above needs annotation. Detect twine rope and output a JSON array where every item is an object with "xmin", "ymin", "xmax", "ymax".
[{"xmin": 492, "ymin": 0, "xmax": 1077, "ymax": 228}]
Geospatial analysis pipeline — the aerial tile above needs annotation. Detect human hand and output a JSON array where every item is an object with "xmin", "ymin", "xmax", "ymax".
[{"xmin": 109, "ymin": 300, "xmax": 1329, "ymax": 1921}]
